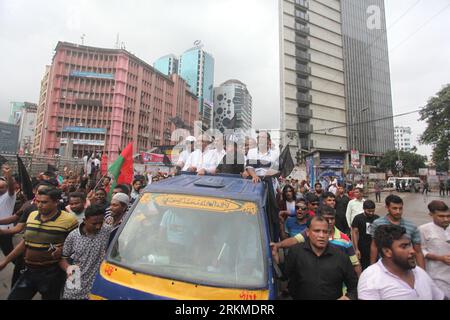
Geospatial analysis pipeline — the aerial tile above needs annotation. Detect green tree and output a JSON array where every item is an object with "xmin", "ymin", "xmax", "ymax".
[
  {"xmin": 419, "ymin": 84, "xmax": 450, "ymax": 172},
  {"xmin": 379, "ymin": 150, "xmax": 427, "ymax": 176}
]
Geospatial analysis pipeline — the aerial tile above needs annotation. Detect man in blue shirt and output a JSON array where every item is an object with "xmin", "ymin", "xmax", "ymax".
[
  {"xmin": 369, "ymin": 195, "xmax": 425, "ymax": 269},
  {"xmin": 279, "ymin": 199, "xmax": 309, "ymax": 239}
]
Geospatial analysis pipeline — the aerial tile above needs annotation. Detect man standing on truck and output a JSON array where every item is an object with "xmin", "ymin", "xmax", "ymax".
[
  {"xmin": 245, "ymin": 131, "xmax": 280, "ymax": 240},
  {"xmin": 175, "ymin": 136, "xmax": 196, "ymax": 172},
  {"xmin": 184, "ymin": 134, "xmax": 220, "ymax": 176}
]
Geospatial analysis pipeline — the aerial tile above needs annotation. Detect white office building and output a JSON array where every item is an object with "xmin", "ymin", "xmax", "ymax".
[{"xmin": 394, "ymin": 126, "xmax": 412, "ymax": 152}]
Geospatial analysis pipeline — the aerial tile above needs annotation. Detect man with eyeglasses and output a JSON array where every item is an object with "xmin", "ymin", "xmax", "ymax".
[{"xmin": 279, "ymin": 199, "xmax": 309, "ymax": 240}]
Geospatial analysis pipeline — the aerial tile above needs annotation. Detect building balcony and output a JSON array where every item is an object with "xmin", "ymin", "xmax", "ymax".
[
  {"xmin": 296, "ymin": 78, "xmax": 311, "ymax": 89},
  {"xmin": 297, "ymin": 107, "xmax": 312, "ymax": 119},
  {"xmin": 294, "ymin": 0, "xmax": 309, "ymax": 10},
  {"xmin": 295, "ymin": 36, "xmax": 310, "ymax": 48},
  {"xmin": 297, "ymin": 92, "xmax": 312, "ymax": 104},
  {"xmin": 300, "ymin": 138, "xmax": 313, "ymax": 149},
  {"xmin": 295, "ymin": 23, "xmax": 310, "ymax": 35},
  {"xmin": 297, "ymin": 123, "xmax": 313, "ymax": 134},
  {"xmin": 296, "ymin": 64, "xmax": 311, "ymax": 76},
  {"xmin": 296, "ymin": 50, "xmax": 311, "ymax": 62},
  {"xmin": 295, "ymin": 10, "xmax": 309, "ymax": 22}
]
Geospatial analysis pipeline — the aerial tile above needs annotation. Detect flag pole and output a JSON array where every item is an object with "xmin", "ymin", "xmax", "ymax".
[{"xmin": 92, "ymin": 173, "xmax": 108, "ymax": 190}]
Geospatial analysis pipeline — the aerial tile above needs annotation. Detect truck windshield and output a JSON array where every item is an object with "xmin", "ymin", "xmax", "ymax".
[{"xmin": 108, "ymin": 193, "xmax": 266, "ymax": 288}]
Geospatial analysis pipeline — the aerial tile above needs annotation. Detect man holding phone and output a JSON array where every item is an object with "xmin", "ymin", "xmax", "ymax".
[{"xmin": 279, "ymin": 198, "xmax": 310, "ymax": 239}]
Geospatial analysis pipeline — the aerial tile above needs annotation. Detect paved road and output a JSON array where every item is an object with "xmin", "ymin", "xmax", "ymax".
[
  {"xmin": 0, "ymin": 191, "xmax": 449, "ymax": 300},
  {"xmin": 367, "ymin": 190, "xmax": 450, "ymax": 227}
]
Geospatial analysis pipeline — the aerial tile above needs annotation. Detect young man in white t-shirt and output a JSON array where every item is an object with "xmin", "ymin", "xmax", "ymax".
[
  {"xmin": 0, "ymin": 165, "xmax": 18, "ymax": 257},
  {"xmin": 345, "ymin": 187, "xmax": 365, "ymax": 229},
  {"xmin": 175, "ymin": 136, "xmax": 196, "ymax": 172},
  {"xmin": 418, "ymin": 200, "xmax": 450, "ymax": 298},
  {"xmin": 358, "ymin": 224, "xmax": 444, "ymax": 300}
]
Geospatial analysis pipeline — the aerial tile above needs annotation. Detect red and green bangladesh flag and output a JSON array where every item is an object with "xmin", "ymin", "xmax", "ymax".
[{"xmin": 108, "ymin": 142, "xmax": 133, "ymax": 199}]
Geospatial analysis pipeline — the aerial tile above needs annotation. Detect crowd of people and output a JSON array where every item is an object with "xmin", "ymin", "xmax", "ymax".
[
  {"xmin": 0, "ymin": 130, "xmax": 448, "ymax": 300},
  {"xmin": 272, "ymin": 178, "xmax": 449, "ymax": 300},
  {"xmin": 0, "ymin": 131, "xmax": 277, "ymax": 300},
  {"xmin": 0, "ymin": 163, "xmax": 153, "ymax": 299}
]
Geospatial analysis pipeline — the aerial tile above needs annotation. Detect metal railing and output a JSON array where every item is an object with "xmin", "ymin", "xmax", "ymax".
[
  {"xmin": 296, "ymin": 78, "xmax": 312, "ymax": 89},
  {"xmin": 0, "ymin": 153, "xmax": 84, "ymax": 177},
  {"xmin": 297, "ymin": 123, "xmax": 313, "ymax": 134},
  {"xmin": 296, "ymin": 92, "xmax": 312, "ymax": 103},
  {"xmin": 297, "ymin": 107, "xmax": 313, "ymax": 119}
]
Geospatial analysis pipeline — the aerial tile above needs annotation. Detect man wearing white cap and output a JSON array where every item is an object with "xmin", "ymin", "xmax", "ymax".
[
  {"xmin": 184, "ymin": 134, "xmax": 220, "ymax": 175},
  {"xmin": 105, "ymin": 192, "xmax": 130, "ymax": 245},
  {"xmin": 176, "ymin": 136, "xmax": 196, "ymax": 172},
  {"xmin": 105, "ymin": 193, "xmax": 130, "ymax": 228}
]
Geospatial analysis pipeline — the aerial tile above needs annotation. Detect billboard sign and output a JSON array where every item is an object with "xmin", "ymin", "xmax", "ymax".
[
  {"xmin": 63, "ymin": 127, "xmax": 107, "ymax": 134},
  {"xmin": 320, "ymin": 155, "xmax": 344, "ymax": 168},
  {"xmin": 351, "ymin": 150, "xmax": 360, "ymax": 167},
  {"xmin": 70, "ymin": 71, "xmax": 114, "ymax": 80},
  {"xmin": 60, "ymin": 138, "xmax": 105, "ymax": 146}
]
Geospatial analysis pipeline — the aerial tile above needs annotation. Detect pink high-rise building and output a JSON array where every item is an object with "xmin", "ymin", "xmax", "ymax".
[{"xmin": 34, "ymin": 42, "xmax": 198, "ymax": 160}]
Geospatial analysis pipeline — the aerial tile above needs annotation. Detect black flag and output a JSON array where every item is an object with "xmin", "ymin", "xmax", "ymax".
[
  {"xmin": 0, "ymin": 154, "xmax": 8, "ymax": 167},
  {"xmin": 162, "ymin": 152, "xmax": 172, "ymax": 166},
  {"xmin": 17, "ymin": 156, "xmax": 34, "ymax": 200},
  {"xmin": 279, "ymin": 145, "xmax": 295, "ymax": 178}
]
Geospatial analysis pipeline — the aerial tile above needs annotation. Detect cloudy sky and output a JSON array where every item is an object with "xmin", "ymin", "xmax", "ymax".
[{"xmin": 1, "ymin": 0, "xmax": 449, "ymax": 158}]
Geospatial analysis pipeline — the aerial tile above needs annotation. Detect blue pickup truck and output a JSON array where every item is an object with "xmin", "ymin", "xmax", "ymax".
[{"xmin": 90, "ymin": 173, "xmax": 281, "ymax": 300}]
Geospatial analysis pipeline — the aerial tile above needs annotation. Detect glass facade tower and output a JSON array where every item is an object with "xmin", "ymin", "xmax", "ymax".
[
  {"xmin": 341, "ymin": 0, "xmax": 395, "ymax": 154},
  {"xmin": 178, "ymin": 47, "xmax": 215, "ymax": 121},
  {"xmin": 153, "ymin": 54, "xmax": 179, "ymax": 76}
]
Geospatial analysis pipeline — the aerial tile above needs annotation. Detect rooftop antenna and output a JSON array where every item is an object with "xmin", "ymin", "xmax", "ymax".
[
  {"xmin": 115, "ymin": 33, "xmax": 120, "ymax": 49},
  {"xmin": 194, "ymin": 40, "xmax": 203, "ymax": 48},
  {"xmin": 80, "ymin": 34, "xmax": 86, "ymax": 45}
]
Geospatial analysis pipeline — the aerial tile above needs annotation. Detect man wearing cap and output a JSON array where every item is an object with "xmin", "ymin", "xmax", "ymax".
[
  {"xmin": 105, "ymin": 192, "xmax": 130, "ymax": 245},
  {"xmin": 105, "ymin": 193, "xmax": 130, "ymax": 228},
  {"xmin": 184, "ymin": 134, "xmax": 220, "ymax": 175},
  {"xmin": 176, "ymin": 136, "xmax": 196, "ymax": 172}
]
